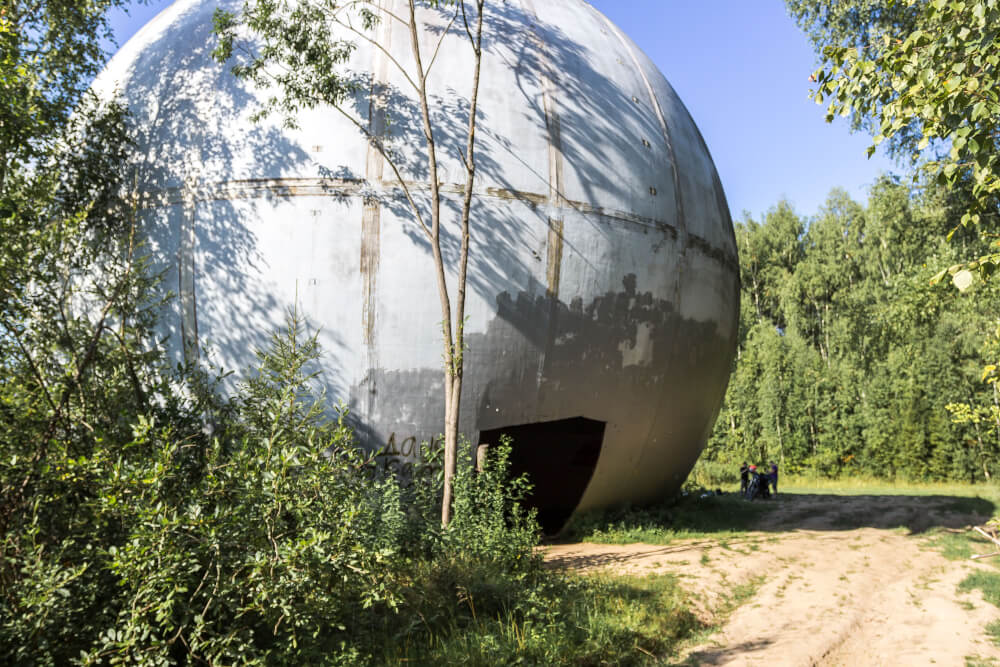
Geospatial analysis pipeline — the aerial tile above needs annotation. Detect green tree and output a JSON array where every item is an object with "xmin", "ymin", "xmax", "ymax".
[
  {"xmin": 788, "ymin": 0, "xmax": 1000, "ymax": 288},
  {"xmin": 735, "ymin": 200, "xmax": 805, "ymax": 331},
  {"xmin": 706, "ymin": 178, "xmax": 1000, "ymax": 482},
  {"xmin": 213, "ymin": 0, "xmax": 486, "ymax": 525},
  {"xmin": 0, "ymin": 0, "xmax": 132, "ymax": 185}
]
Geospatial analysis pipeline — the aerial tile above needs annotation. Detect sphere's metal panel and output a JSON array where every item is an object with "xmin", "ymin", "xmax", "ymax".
[
  {"xmin": 96, "ymin": 0, "xmax": 740, "ymax": 518},
  {"xmin": 532, "ymin": 1, "xmax": 677, "ymax": 227},
  {"xmin": 633, "ymin": 44, "xmax": 736, "ymax": 260}
]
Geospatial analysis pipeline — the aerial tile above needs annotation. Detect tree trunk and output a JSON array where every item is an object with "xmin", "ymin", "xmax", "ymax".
[
  {"xmin": 442, "ymin": 386, "xmax": 459, "ymax": 525},
  {"xmin": 403, "ymin": 0, "xmax": 484, "ymax": 527},
  {"xmin": 442, "ymin": 0, "xmax": 484, "ymax": 526}
]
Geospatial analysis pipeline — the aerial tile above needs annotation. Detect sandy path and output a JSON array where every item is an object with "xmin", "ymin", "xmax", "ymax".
[{"xmin": 544, "ymin": 493, "xmax": 1000, "ymax": 666}]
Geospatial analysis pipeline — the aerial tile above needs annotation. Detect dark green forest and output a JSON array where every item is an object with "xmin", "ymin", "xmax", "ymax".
[
  {"xmin": 703, "ymin": 0, "xmax": 1000, "ymax": 483},
  {"xmin": 703, "ymin": 179, "xmax": 1000, "ymax": 482}
]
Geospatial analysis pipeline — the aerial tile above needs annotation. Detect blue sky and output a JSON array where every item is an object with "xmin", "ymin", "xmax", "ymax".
[{"xmin": 107, "ymin": 0, "xmax": 897, "ymax": 221}]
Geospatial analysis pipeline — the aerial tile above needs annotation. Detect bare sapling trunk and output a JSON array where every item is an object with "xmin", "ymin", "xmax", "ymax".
[
  {"xmin": 406, "ymin": 0, "xmax": 484, "ymax": 526},
  {"xmin": 213, "ymin": 0, "xmax": 488, "ymax": 528}
]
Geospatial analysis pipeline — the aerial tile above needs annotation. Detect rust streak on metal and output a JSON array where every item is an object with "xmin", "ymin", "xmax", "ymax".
[
  {"xmin": 362, "ymin": 3, "xmax": 392, "ymax": 352},
  {"xmin": 138, "ymin": 179, "xmax": 672, "ymax": 231},
  {"xmin": 139, "ymin": 177, "xmax": 739, "ymax": 271},
  {"xmin": 360, "ymin": 205, "xmax": 381, "ymax": 346},
  {"xmin": 360, "ymin": 0, "xmax": 392, "ymax": 403},
  {"xmin": 546, "ymin": 218, "xmax": 564, "ymax": 298},
  {"xmin": 521, "ymin": 0, "xmax": 565, "ymax": 299},
  {"xmin": 179, "ymin": 186, "xmax": 199, "ymax": 361}
]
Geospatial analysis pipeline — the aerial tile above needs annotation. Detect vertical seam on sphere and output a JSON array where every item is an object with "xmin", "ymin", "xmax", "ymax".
[
  {"xmin": 361, "ymin": 0, "xmax": 393, "ymax": 414},
  {"xmin": 179, "ymin": 185, "xmax": 199, "ymax": 362}
]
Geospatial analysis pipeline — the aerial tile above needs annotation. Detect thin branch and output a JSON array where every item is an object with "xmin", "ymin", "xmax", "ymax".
[
  {"xmin": 453, "ymin": 0, "xmax": 484, "ymax": 378},
  {"xmin": 373, "ymin": 4, "xmax": 412, "ymax": 29},
  {"xmin": 330, "ymin": 101, "xmax": 433, "ymax": 238},
  {"xmin": 460, "ymin": 0, "xmax": 474, "ymax": 44},
  {"xmin": 332, "ymin": 16, "xmax": 421, "ymax": 93},
  {"xmin": 7, "ymin": 216, "xmax": 138, "ymax": 521},
  {"xmin": 8, "ymin": 327, "xmax": 58, "ymax": 415},
  {"xmin": 13, "ymin": 281, "xmax": 121, "ymax": 493},
  {"xmin": 110, "ymin": 327, "xmax": 148, "ymax": 412},
  {"xmin": 975, "ymin": 525, "xmax": 1000, "ymax": 549},
  {"xmin": 243, "ymin": 60, "xmax": 432, "ymax": 238},
  {"xmin": 424, "ymin": 5, "xmax": 459, "ymax": 79},
  {"xmin": 407, "ymin": 0, "xmax": 451, "ymax": 343}
]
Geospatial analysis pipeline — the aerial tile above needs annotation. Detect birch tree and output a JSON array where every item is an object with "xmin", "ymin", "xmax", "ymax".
[{"xmin": 213, "ymin": 0, "xmax": 486, "ymax": 525}]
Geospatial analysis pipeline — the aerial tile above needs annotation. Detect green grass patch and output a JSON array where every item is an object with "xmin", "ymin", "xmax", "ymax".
[
  {"xmin": 782, "ymin": 477, "xmax": 1000, "ymax": 502},
  {"xmin": 959, "ymin": 571, "xmax": 1000, "ymax": 608},
  {"xmin": 560, "ymin": 493, "xmax": 774, "ymax": 545},
  {"xmin": 926, "ymin": 530, "xmax": 979, "ymax": 560},
  {"xmin": 987, "ymin": 620, "xmax": 1000, "ymax": 647},
  {"xmin": 385, "ymin": 570, "xmax": 704, "ymax": 665},
  {"xmin": 966, "ymin": 656, "xmax": 1000, "ymax": 667}
]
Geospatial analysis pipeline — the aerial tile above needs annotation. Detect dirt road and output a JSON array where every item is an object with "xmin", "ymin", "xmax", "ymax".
[{"xmin": 544, "ymin": 493, "xmax": 1000, "ymax": 666}]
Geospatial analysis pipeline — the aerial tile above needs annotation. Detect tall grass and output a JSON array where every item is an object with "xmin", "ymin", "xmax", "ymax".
[{"xmin": 383, "ymin": 570, "xmax": 703, "ymax": 665}]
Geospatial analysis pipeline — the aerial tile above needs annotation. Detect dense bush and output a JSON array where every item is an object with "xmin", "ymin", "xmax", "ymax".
[{"xmin": 0, "ymin": 303, "xmax": 548, "ymax": 664}]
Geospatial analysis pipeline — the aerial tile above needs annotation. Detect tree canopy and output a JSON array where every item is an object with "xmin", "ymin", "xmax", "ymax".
[
  {"xmin": 704, "ymin": 179, "xmax": 1000, "ymax": 481},
  {"xmin": 788, "ymin": 0, "xmax": 1000, "ymax": 288}
]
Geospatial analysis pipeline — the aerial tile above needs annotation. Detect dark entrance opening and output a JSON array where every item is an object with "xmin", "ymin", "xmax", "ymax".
[{"xmin": 478, "ymin": 416, "xmax": 605, "ymax": 535}]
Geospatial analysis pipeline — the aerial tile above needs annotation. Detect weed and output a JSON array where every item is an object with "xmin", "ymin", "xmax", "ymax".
[
  {"xmin": 925, "ymin": 530, "xmax": 977, "ymax": 560},
  {"xmin": 959, "ymin": 571, "xmax": 1000, "ymax": 607},
  {"xmin": 966, "ymin": 656, "xmax": 999, "ymax": 667},
  {"xmin": 387, "ymin": 572, "xmax": 705, "ymax": 665},
  {"xmin": 987, "ymin": 619, "xmax": 1000, "ymax": 646}
]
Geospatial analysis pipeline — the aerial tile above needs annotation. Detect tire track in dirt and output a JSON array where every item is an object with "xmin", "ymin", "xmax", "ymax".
[{"xmin": 544, "ymin": 493, "xmax": 1000, "ymax": 665}]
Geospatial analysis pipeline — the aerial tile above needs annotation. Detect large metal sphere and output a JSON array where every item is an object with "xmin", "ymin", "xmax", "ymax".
[{"xmin": 97, "ymin": 0, "xmax": 739, "ymax": 530}]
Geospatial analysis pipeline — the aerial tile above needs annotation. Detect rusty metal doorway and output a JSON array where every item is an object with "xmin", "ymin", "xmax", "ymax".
[{"xmin": 478, "ymin": 416, "xmax": 605, "ymax": 535}]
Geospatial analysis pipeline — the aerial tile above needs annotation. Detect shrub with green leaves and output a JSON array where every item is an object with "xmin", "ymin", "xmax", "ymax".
[
  {"xmin": 1, "ymin": 300, "xmax": 549, "ymax": 664},
  {"xmin": 443, "ymin": 436, "xmax": 539, "ymax": 569}
]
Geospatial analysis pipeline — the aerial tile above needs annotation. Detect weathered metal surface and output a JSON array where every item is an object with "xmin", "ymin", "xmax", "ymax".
[{"xmin": 95, "ymin": 0, "xmax": 740, "ymax": 519}]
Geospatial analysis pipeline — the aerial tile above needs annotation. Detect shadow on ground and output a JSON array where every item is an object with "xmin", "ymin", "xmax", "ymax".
[
  {"xmin": 759, "ymin": 492, "xmax": 994, "ymax": 533},
  {"xmin": 676, "ymin": 638, "xmax": 776, "ymax": 666},
  {"xmin": 557, "ymin": 491, "xmax": 997, "ymax": 544}
]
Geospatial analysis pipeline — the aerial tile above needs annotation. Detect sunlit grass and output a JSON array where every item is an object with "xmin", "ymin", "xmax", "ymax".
[
  {"xmin": 781, "ymin": 476, "xmax": 1000, "ymax": 502},
  {"xmin": 987, "ymin": 619, "xmax": 1000, "ymax": 647},
  {"xmin": 959, "ymin": 571, "xmax": 1000, "ymax": 607},
  {"xmin": 384, "ymin": 571, "xmax": 705, "ymax": 665},
  {"xmin": 925, "ymin": 529, "xmax": 992, "ymax": 561}
]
